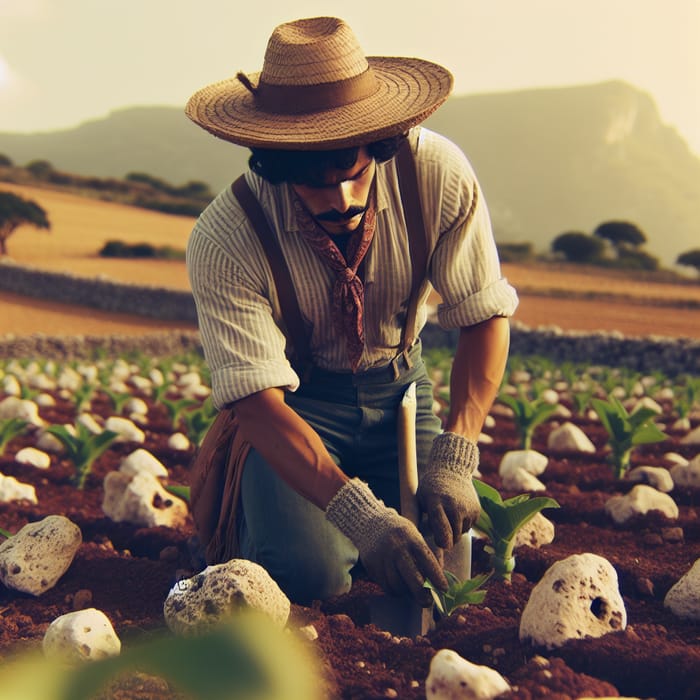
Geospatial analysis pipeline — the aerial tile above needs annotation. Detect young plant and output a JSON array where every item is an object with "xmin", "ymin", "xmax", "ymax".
[
  {"xmin": 425, "ymin": 571, "xmax": 491, "ymax": 618},
  {"xmin": 182, "ymin": 398, "xmax": 218, "ymax": 447},
  {"xmin": 100, "ymin": 388, "xmax": 134, "ymax": 416},
  {"xmin": 498, "ymin": 388, "xmax": 558, "ymax": 450},
  {"xmin": 71, "ymin": 382, "xmax": 97, "ymax": 413},
  {"xmin": 590, "ymin": 395, "xmax": 668, "ymax": 478},
  {"xmin": 161, "ymin": 397, "xmax": 199, "ymax": 431},
  {"xmin": 0, "ymin": 418, "xmax": 29, "ymax": 456},
  {"xmin": 0, "ymin": 527, "xmax": 13, "ymax": 540},
  {"xmin": 45, "ymin": 423, "xmax": 119, "ymax": 489},
  {"xmin": 473, "ymin": 479, "xmax": 559, "ymax": 581}
]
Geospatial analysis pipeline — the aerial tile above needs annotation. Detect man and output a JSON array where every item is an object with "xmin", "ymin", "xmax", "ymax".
[{"xmin": 185, "ymin": 16, "xmax": 518, "ymax": 606}]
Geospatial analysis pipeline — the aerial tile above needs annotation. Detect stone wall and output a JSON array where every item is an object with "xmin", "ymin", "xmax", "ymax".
[{"xmin": 1, "ymin": 261, "xmax": 698, "ymax": 375}]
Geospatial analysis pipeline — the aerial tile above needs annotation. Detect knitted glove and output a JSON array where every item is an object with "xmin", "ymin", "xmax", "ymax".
[
  {"xmin": 416, "ymin": 432, "xmax": 481, "ymax": 549},
  {"xmin": 326, "ymin": 478, "xmax": 448, "ymax": 602}
]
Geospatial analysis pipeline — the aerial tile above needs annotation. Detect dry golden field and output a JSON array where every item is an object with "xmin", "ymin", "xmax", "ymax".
[{"xmin": 2, "ymin": 182, "xmax": 700, "ymax": 339}]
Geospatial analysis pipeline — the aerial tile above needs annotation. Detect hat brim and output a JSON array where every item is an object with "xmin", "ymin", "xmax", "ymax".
[{"xmin": 185, "ymin": 57, "xmax": 453, "ymax": 150}]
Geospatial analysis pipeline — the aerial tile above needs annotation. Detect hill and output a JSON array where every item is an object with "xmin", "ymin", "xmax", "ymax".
[{"xmin": 1, "ymin": 81, "xmax": 698, "ymax": 266}]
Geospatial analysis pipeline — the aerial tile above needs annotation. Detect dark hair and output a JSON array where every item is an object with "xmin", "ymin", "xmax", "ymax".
[{"xmin": 248, "ymin": 133, "xmax": 406, "ymax": 185}]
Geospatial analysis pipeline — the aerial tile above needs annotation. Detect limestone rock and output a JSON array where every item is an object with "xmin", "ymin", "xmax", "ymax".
[
  {"xmin": 519, "ymin": 553, "xmax": 626, "ymax": 649},
  {"xmin": 14, "ymin": 446, "xmax": 51, "ymax": 469},
  {"xmin": 501, "ymin": 467, "xmax": 546, "ymax": 492},
  {"xmin": 0, "ymin": 515, "xmax": 82, "ymax": 595},
  {"xmin": 680, "ymin": 426, "xmax": 700, "ymax": 445},
  {"xmin": 102, "ymin": 471, "xmax": 187, "ymax": 528},
  {"xmin": 77, "ymin": 412, "xmax": 103, "ymax": 435},
  {"xmin": 163, "ymin": 559, "xmax": 290, "ymax": 635},
  {"xmin": 103, "ymin": 416, "xmax": 145, "ymax": 443},
  {"xmin": 0, "ymin": 473, "xmax": 37, "ymax": 504},
  {"xmin": 119, "ymin": 448, "xmax": 168, "ymax": 478},
  {"xmin": 43, "ymin": 608, "xmax": 121, "ymax": 662},
  {"xmin": 167, "ymin": 432, "xmax": 191, "ymax": 451},
  {"xmin": 425, "ymin": 649, "xmax": 510, "ymax": 700},
  {"xmin": 499, "ymin": 450, "xmax": 548, "ymax": 477},
  {"xmin": 664, "ymin": 559, "xmax": 700, "ymax": 621},
  {"xmin": 35, "ymin": 429, "xmax": 66, "ymax": 454},
  {"xmin": 514, "ymin": 512, "xmax": 555, "ymax": 548},
  {"xmin": 546, "ymin": 422, "xmax": 596, "ymax": 453},
  {"xmin": 605, "ymin": 485, "xmax": 678, "ymax": 524},
  {"xmin": 0, "ymin": 396, "xmax": 44, "ymax": 426},
  {"xmin": 624, "ymin": 466, "xmax": 674, "ymax": 493},
  {"xmin": 670, "ymin": 456, "xmax": 700, "ymax": 489}
]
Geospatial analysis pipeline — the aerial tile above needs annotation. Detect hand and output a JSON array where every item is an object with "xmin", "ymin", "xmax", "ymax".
[
  {"xmin": 416, "ymin": 432, "xmax": 481, "ymax": 549},
  {"xmin": 325, "ymin": 478, "xmax": 448, "ymax": 603}
]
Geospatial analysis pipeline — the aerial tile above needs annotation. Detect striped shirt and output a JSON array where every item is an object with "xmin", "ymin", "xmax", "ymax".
[{"xmin": 187, "ymin": 127, "xmax": 519, "ymax": 408}]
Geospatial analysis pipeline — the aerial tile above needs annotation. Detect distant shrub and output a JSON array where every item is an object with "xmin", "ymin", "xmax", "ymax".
[
  {"xmin": 497, "ymin": 242, "xmax": 534, "ymax": 263},
  {"xmin": 0, "ymin": 154, "xmax": 13, "ymax": 167},
  {"xmin": 99, "ymin": 239, "xmax": 184, "ymax": 260}
]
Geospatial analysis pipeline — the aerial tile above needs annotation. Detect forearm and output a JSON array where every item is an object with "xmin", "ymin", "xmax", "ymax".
[
  {"xmin": 444, "ymin": 315, "xmax": 510, "ymax": 440},
  {"xmin": 231, "ymin": 388, "xmax": 348, "ymax": 510}
]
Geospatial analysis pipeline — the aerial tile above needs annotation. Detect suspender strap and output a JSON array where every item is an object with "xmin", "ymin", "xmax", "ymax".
[
  {"xmin": 231, "ymin": 133, "xmax": 429, "ymax": 382},
  {"xmin": 231, "ymin": 175, "xmax": 313, "ymax": 375},
  {"xmin": 393, "ymin": 135, "xmax": 430, "ymax": 379}
]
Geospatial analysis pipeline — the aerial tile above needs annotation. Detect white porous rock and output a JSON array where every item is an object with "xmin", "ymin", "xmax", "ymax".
[
  {"xmin": 624, "ymin": 466, "xmax": 674, "ymax": 493},
  {"xmin": 0, "ymin": 396, "xmax": 44, "ymax": 426},
  {"xmin": 514, "ymin": 512, "xmax": 555, "ymax": 548},
  {"xmin": 681, "ymin": 426, "xmax": 700, "ymax": 445},
  {"xmin": 168, "ymin": 432, "xmax": 191, "ymax": 451},
  {"xmin": 499, "ymin": 450, "xmax": 548, "ymax": 478},
  {"xmin": 14, "ymin": 446, "xmax": 51, "ymax": 469},
  {"xmin": 541, "ymin": 389, "xmax": 560, "ymax": 405},
  {"xmin": 56, "ymin": 367, "xmax": 82, "ymax": 392},
  {"xmin": 124, "ymin": 397, "xmax": 148, "ymax": 416},
  {"xmin": 0, "ymin": 515, "xmax": 82, "ymax": 595},
  {"xmin": 501, "ymin": 467, "xmax": 546, "ymax": 492},
  {"xmin": 0, "ymin": 473, "xmax": 37, "ymax": 504},
  {"xmin": 43, "ymin": 608, "xmax": 121, "ymax": 662},
  {"xmin": 663, "ymin": 452, "xmax": 688, "ymax": 467},
  {"xmin": 483, "ymin": 415, "xmax": 496, "ymax": 430},
  {"xmin": 631, "ymin": 396, "xmax": 663, "ymax": 415},
  {"xmin": 425, "ymin": 649, "xmax": 510, "ymax": 700},
  {"xmin": 547, "ymin": 422, "xmax": 596, "ymax": 453},
  {"xmin": 102, "ymin": 471, "xmax": 188, "ymax": 528},
  {"xmin": 669, "ymin": 457, "xmax": 700, "ymax": 489},
  {"xmin": 2, "ymin": 374, "xmax": 21, "ymax": 396},
  {"xmin": 77, "ymin": 412, "xmax": 103, "ymax": 435},
  {"xmin": 129, "ymin": 375, "xmax": 152, "ymax": 393},
  {"xmin": 36, "ymin": 429, "xmax": 66, "ymax": 454},
  {"xmin": 551, "ymin": 404, "xmax": 572, "ymax": 419},
  {"xmin": 27, "ymin": 373, "xmax": 56, "ymax": 391},
  {"xmin": 672, "ymin": 417, "xmax": 692, "ymax": 431},
  {"xmin": 664, "ymin": 559, "xmax": 700, "ymax": 621},
  {"xmin": 119, "ymin": 448, "xmax": 168, "ymax": 478},
  {"xmin": 35, "ymin": 392, "xmax": 56, "ymax": 408},
  {"xmin": 164, "ymin": 559, "xmax": 290, "ymax": 635},
  {"xmin": 104, "ymin": 416, "xmax": 145, "ymax": 444},
  {"xmin": 605, "ymin": 484, "xmax": 679, "ymax": 524},
  {"xmin": 519, "ymin": 553, "xmax": 626, "ymax": 649}
]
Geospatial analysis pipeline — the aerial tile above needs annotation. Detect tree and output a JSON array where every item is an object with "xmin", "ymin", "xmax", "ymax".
[
  {"xmin": 593, "ymin": 220, "xmax": 646, "ymax": 249},
  {"xmin": 0, "ymin": 191, "xmax": 50, "ymax": 256},
  {"xmin": 551, "ymin": 231, "xmax": 604, "ymax": 263},
  {"xmin": 676, "ymin": 249, "xmax": 700, "ymax": 276},
  {"xmin": 616, "ymin": 247, "xmax": 659, "ymax": 271},
  {"xmin": 0, "ymin": 154, "xmax": 13, "ymax": 167},
  {"xmin": 24, "ymin": 159, "xmax": 54, "ymax": 180}
]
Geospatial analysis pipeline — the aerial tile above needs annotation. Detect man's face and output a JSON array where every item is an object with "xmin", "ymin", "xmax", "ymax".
[{"xmin": 292, "ymin": 147, "xmax": 376, "ymax": 235}]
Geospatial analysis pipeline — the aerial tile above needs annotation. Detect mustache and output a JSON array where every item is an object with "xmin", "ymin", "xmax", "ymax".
[{"xmin": 314, "ymin": 205, "xmax": 367, "ymax": 223}]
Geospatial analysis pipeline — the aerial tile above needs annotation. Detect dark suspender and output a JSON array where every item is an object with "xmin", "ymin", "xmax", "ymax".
[{"xmin": 231, "ymin": 134, "xmax": 429, "ymax": 380}]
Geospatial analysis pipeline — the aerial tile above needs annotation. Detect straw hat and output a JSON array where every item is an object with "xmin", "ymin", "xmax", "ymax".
[{"xmin": 185, "ymin": 16, "xmax": 453, "ymax": 150}]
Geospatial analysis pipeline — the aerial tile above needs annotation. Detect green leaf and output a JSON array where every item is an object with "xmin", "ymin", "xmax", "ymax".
[{"xmin": 164, "ymin": 484, "xmax": 190, "ymax": 502}]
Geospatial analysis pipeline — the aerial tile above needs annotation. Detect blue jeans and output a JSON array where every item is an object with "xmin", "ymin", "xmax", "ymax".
[{"xmin": 237, "ymin": 341, "xmax": 442, "ymax": 604}]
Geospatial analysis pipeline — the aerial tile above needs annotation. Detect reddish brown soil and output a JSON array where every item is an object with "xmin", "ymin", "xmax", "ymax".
[{"xmin": 1, "ymin": 390, "xmax": 699, "ymax": 699}]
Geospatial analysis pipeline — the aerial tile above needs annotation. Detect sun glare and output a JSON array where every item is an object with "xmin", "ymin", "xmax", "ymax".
[{"xmin": 0, "ymin": 56, "xmax": 11, "ymax": 88}]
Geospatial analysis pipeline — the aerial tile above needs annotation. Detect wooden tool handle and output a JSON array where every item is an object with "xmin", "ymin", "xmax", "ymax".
[{"xmin": 397, "ymin": 382, "xmax": 421, "ymax": 526}]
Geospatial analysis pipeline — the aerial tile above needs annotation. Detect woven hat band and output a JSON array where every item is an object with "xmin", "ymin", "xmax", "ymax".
[{"xmin": 255, "ymin": 68, "xmax": 379, "ymax": 115}]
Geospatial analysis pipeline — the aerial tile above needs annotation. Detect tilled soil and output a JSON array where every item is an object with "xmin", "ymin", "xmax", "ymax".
[{"xmin": 1, "ymin": 390, "xmax": 699, "ymax": 699}]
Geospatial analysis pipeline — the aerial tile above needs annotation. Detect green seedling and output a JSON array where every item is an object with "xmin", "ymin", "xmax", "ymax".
[
  {"xmin": 473, "ymin": 479, "xmax": 559, "ymax": 581},
  {"xmin": 591, "ymin": 395, "xmax": 668, "ymax": 478},
  {"xmin": 182, "ymin": 398, "xmax": 218, "ymax": 447},
  {"xmin": 0, "ymin": 418, "xmax": 29, "ymax": 456},
  {"xmin": 164, "ymin": 484, "xmax": 190, "ymax": 503},
  {"xmin": 425, "ymin": 570, "xmax": 491, "ymax": 617},
  {"xmin": 45, "ymin": 423, "xmax": 119, "ymax": 489},
  {"xmin": 0, "ymin": 527, "xmax": 13, "ymax": 540},
  {"xmin": 161, "ymin": 397, "xmax": 199, "ymax": 431},
  {"xmin": 498, "ymin": 389, "xmax": 558, "ymax": 450},
  {"xmin": 100, "ymin": 388, "xmax": 133, "ymax": 415},
  {"xmin": 71, "ymin": 382, "xmax": 97, "ymax": 413}
]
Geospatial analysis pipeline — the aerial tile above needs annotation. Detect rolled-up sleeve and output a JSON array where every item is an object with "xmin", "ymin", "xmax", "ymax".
[
  {"xmin": 186, "ymin": 214, "xmax": 299, "ymax": 409},
  {"xmin": 420, "ymin": 131, "xmax": 519, "ymax": 329}
]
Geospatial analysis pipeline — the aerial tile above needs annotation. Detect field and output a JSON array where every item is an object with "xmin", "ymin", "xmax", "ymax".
[{"xmin": 2, "ymin": 182, "xmax": 700, "ymax": 339}]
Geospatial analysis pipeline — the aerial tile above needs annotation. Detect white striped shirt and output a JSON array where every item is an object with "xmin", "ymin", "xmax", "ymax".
[{"xmin": 187, "ymin": 127, "xmax": 519, "ymax": 408}]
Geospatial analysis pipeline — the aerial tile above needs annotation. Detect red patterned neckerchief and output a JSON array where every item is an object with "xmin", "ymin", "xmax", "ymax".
[{"xmin": 293, "ymin": 181, "xmax": 377, "ymax": 372}]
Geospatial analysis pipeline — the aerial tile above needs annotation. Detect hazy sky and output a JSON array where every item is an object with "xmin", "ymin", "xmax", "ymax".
[{"xmin": 1, "ymin": 0, "xmax": 699, "ymax": 154}]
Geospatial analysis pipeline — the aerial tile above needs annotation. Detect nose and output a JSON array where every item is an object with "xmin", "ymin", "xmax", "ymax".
[{"xmin": 329, "ymin": 180, "xmax": 353, "ymax": 213}]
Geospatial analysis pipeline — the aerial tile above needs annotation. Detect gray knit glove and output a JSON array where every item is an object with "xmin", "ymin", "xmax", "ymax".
[
  {"xmin": 326, "ymin": 478, "xmax": 448, "ymax": 602},
  {"xmin": 416, "ymin": 432, "xmax": 481, "ymax": 549}
]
